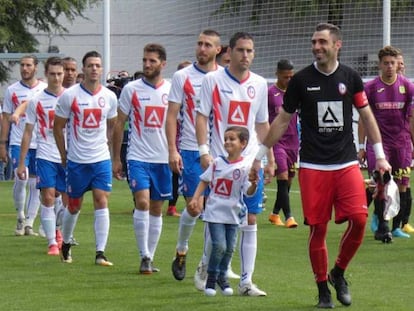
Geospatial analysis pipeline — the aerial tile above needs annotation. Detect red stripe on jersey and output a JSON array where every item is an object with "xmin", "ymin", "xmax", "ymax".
[{"xmin": 353, "ymin": 91, "xmax": 368, "ymax": 108}]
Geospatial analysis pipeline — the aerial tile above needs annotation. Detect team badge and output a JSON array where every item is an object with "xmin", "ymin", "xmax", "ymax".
[
  {"xmin": 399, "ymin": 86, "xmax": 406, "ymax": 94},
  {"xmin": 162, "ymin": 93, "xmax": 168, "ymax": 105},
  {"xmin": 233, "ymin": 169, "xmax": 241, "ymax": 180},
  {"xmin": 247, "ymin": 86, "xmax": 255, "ymax": 99},
  {"xmin": 338, "ymin": 83, "xmax": 347, "ymax": 95},
  {"xmin": 98, "ymin": 97, "xmax": 105, "ymax": 108}
]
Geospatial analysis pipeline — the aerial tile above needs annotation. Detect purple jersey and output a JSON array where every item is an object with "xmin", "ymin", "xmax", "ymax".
[
  {"xmin": 268, "ymin": 84, "xmax": 299, "ymax": 151},
  {"xmin": 365, "ymin": 74, "xmax": 414, "ymax": 148}
]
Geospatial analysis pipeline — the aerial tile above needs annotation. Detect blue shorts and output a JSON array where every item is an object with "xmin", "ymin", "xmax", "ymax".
[
  {"xmin": 181, "ymin": 150, "xmax": 205, "ymax": 197},
  {"xmin": 36, "ymin": 158, "xmax": 66, "ymax": 192},
  {"xmin": 127, "ymin": 160, "xmax": 172, "ymax": 201},
  {"xmin": 243, "ymin": 169, "xmax": 264, "ymax": 215},
  {"xmin": 10, "ymin": 145, "xmax": 36, "ymax": 175},
  {"xmin": 66, "ymin": 160, "xmax": 112, "ymax": 198}
]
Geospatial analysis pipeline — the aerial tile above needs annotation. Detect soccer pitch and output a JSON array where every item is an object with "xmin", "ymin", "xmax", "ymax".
[{"xmin": 0, "ymin": 178, "xmax": 413, "ymax": 310}]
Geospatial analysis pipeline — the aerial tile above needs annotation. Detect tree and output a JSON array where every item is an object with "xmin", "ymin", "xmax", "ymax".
[{"xmin": 0, "ymin": 0, "xmax": 99, "ymax": 83}]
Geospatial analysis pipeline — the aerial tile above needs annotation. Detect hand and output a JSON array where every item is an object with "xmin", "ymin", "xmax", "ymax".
[
  {"xmin": 200, "ymin": 154, "xmax": 212, "ymax": 170},
  {"xmin": 16, "ymin": 165, "xmax": 28, "ymax": 180},
  {"xmin": 375, "ymin": 158, "xmax": 391, "ymax": 174},
  {"xmin": 168, "ymin": 150, "xmax": 183, "ymax": 174},
  {"xmin": 357, "ymin": 149, "xmax": 366, "ymax": 165},
  {"xmin": 187, "ymin": 199, "xmax": 199, "ymax": 214},
  {"xmin": 9, "ymin": 113, "xmax": 20, "ymax": 125},
  {"xmin": 0, "ymin": 145, "xmax": 7, "ymax": 162},
  {"xmin": 249, "ymin": 159, "xmax": 262, "ymax": 185},
  {"xmin": 112, "ymin": 159, "xmax": 124, "ymax": 180}
]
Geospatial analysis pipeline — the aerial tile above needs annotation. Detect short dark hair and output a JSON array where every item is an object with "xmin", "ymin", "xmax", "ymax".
[
  {"xmin": 62, "ymin": 56, "xmax": 77, "ymax": 64},
  {"xmin": 44, "ymin": 57, "xmax": 63, "ymax": 72},
  {"xmin": 201, "ymin": 29, "xmax": 220, "ymax": 38},
  {"xmin": 177, "ymin": 60, "xmax": 192, "ymax": 70},
  {"xmin": 217, "ymin": 45, "xmax": 229, "ymax": 58},
  {"xmin": 229, "ymin": 32, "xmax": 254, "ymax": 49},
  {"xmin": 133, "ymin": 71, "xmax": 144, "ymax": 80},
  {"xmin": 315, "ymin": 23, "xmax": 342, "ymax": 41},
  {"xmin": 144, "ymin": 43, "xmax": 167, "ymax": 61},
  {"xmin": 21, "ymin": 55, "xmax": 39, "ymax": 65},
  {"xmin": 82, "ymin": 51, "xmax": 102, "ymax": 67},
  {"xmin": 225, "ymin": 126, "xmax": 250, "ymax": 145},
  {"xmin": 378, "ymin": 45, "xmax": 399, "ymax": 61},
  {"xmin": 277, "ymin": 59, "xmax": 294, "ymax": 71}
]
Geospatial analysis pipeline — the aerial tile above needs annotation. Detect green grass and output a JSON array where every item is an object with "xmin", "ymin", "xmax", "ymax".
[{"xmin": 1, "ymin": 178, "xmax": 414, "ymax": 310}]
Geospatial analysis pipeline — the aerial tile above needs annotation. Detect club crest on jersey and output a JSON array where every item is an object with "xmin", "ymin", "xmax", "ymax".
[
  {"xmin": 338, "ymin": 83, "xmax": 347, "ymax": 95},
  {"xmin": 144, "ymin": 106, "xmax": 165, "ymax": 128},
  {"xmin": 162, "ymin": 93, "xmax": 168, "ymax": 105},
  {"xmin": 399, "ymin": 85, "xmax": 406, "ymax": 94},
  {"xmin": 83, "ymin": 108, "xmax": 101, "ymax": 128},
  {"xmin": 232, "ymin": 169, "xmax": 241, "ymax": 181},
  {"xmin": 215, "ymin": 178, "xmax": 232, "ymax": 196},
  {"xmin": 98, "ymin": 97, "xmax": 105, "ymax": 108},
  {"xmin": 247, "ymin": 86, "xmax": 255, "ymax": 99},
  {"xmin": 228, "ymin": 100, "xmax": 250, "ymax": 126}
]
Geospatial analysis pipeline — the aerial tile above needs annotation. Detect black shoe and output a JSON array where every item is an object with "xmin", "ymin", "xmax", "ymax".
[
  {"xmin": 140, "ymin": 256, "xmax": 152, "ymax": 274},
  {"xmin": 375, "ymin": 230, "xmax": 393, "ymax": 243},
  {"xmin": 95, "ymin": 251, "xmax": 113, "ymax": 266},
  {"xmin": 61, "ymin": 242, "xmax": 72, "ymax": 263},
  {"xmin": 328, "ymin": 270, "xmax": 352, "ymax": 306},
  {"xmin": 316, "ymin": 289, "xmax": 334, "ymax": 309},
  {"xmin": 171, "ymin": 251, "xmax": 186, "ymax": 280}
]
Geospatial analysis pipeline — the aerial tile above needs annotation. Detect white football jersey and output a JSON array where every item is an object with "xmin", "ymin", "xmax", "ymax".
[
  {"xmin": 168, "ymin": 63, "xmax": 221, "ymax": 151},
  {"xmin": 201, "ymin": 156, "xmax": 252, "ymax": 225},
  {"xmin": 55, "ymin": 84, "xmax": 118, "ymax": 164},
  {"xmin": 197, "ymin": 68, "xmax": 268, "ymax": 161},
  {"xmin": 119, "ymin": 78, "xmax": 171, "ymax": 163},
  {"xmin": 3, "ymin": 80, "xmax": 47, "ymax": 148},
  {"xmin": 25, "ymin": 89, "xmax": 65, "ymax": 163}
]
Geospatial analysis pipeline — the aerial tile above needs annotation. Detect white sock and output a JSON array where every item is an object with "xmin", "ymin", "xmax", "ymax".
[
  {"xmin": 94, "ymin": 208, "xmax": 110, "ymax": 252},
  {"xmin": 176, "ymin": 208, "xmax": 197, "ymax": 253},
  {"xmin": 54, "ymin": 194, "xmax": 65, "ymax": 227},
  {"xmin": 201, "ymin": 222, "xmax": 212, "ymax": 265},
  {"xmin": 40, "ymin": 204, "xmax": 56, "ymax": 246},
  {"xmin": 62, "ymin": 208, "xmax": 79, "ymax": 244},
  {"xmin": 148, "ymin": 214, "xmax": 162, "ymax": 260},
  {"xmin": 25, "ymin": 178, "xmax": 40, "ymax": 227},
  {"xmin": 239, "ymin": 224, "xmax": 257, "ymax": 285},
  {"xmin": 13, "ymin": 169, "xmax": 28, "ymax": 220},
  {"xmin": 133, "ymin": 209, "xmax": 150, "ymax": 259}
]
